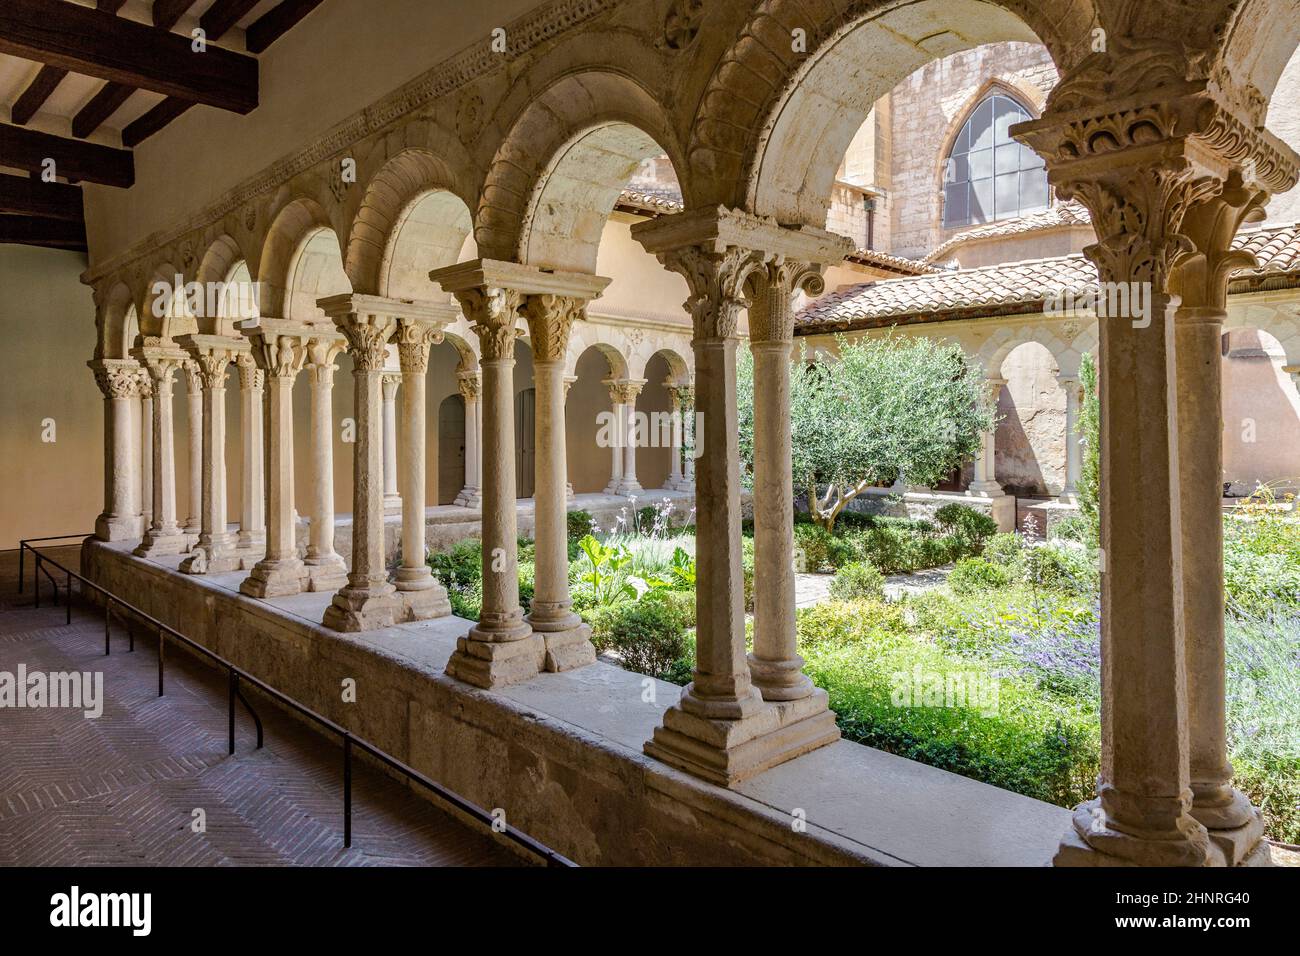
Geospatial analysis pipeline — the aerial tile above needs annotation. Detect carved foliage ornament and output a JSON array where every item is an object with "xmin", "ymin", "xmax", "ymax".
[
  {"xmin": 524, "ymin": 294, "xmax": 585, "ymax": 362},
  {"xmin": 656, "ymin": 244, "xmax": 767, "ymax": 341},
  {"xmin": 661, "ymin": 0, "xmax": 704, "ymax": 50},
  {"xmin": 93, "ymin": 364, "xmax": 143, "ymax": 400},
  {"xmin": 458, "ymin": 287, "xmax": 523, "ymax": 360},
  {"xmin": 396, "ymin": 320, "xmax": 444, "ymax": 374},
  {"xmin": 457, "ymin": 371, "xmax": 481, "ymax": 402},
  {"xmin": 749, "ymin": 257, "xmax": 824, "ymax": 344}
]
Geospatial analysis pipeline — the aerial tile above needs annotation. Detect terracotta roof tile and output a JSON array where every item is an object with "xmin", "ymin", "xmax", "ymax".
[{"xmin": 924, "ymin": 201, "xmax": 1093, "ymax": 264}]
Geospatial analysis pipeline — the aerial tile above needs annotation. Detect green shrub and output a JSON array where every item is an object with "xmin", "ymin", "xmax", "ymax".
[
  {"xmin": 517, "ymin": 559, "xmax": 535, "ymax": 612},
  {"xmin": 649, "ymin": 587, "xmax": 696, "ymax": 629},
  {"xmin": 793, "ymin": 524, "xmax": 836, "ymax": 572},
  {"xmin": 1051, "ymin": 514, "xmax": 1092, "ymax": 544},
  {"xmin": 589, "ymin": 593, "xmax": 689, "ymax": 678},
  {"xmin": 429, "ymin": 538, "xmax": 482, "ymax": 590},
  {"xmin": 829, "ymin": 561, "xmax": 886, "ymax": 600},
  {"xmin": 566, "ymin": 510, "xmax": 595, "ymax": 540},
  {"xmin": 742, "ymin": 536, "xmax": 756, "ymax": 611},
  {"xmin": 935, "ymin": 504, "xmax": 997, "ymax": 546},
  {"xmin": 1023, "ymin": 544, "xmax": 1095, "ymax": 594},
  {"xmin": 826, "ymin": 535, "xmax": 858, "ymax": 570},
  {"xmin": 857, "ymin": 525, "xmax": 916, "ymax": 574},
  {"xmin": 948, "ymin": 557, "xmax": 1011, "ymax": 594},
  {"xmin": 982, "ymin": 532, "xmax": 1024, "ymax": 568}
]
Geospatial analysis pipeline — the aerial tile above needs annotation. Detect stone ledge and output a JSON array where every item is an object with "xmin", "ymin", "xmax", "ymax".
[{"xmin": 82, "ymin": 539, "xmax": 1070, "ymax": 867}]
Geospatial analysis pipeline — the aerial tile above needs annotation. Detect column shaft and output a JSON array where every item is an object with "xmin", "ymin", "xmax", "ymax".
[
  {"xmin": 184, "ymin": 362, "xmax": 202, "ymax": 536},
  {"xmin": 134, "ymin": 354, "xmax": 188, "ymax": 557},
  {"xmin": 238, "ymin": 361, "xmax": 266, "ymax": 555},
  {"xmin": 303, "ymin": 341, "xmax": 348, "ymax": 591}
]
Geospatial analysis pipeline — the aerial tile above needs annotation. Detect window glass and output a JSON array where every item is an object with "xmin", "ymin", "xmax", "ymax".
[{"xmin": 942, "ymin": 93, "xmax": 1050, "ymax": 228}]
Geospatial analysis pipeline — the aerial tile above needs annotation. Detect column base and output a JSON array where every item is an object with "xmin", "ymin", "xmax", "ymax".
[
  {"xmin": 1053, "ymin": 800, "xmax": 1220, "ymax": 866},
  {"xmin": 95, "ymin": 514, "xmax": 144, "ymax": 542},
  {"xmin": 383, "ymin": 494, "xmax": 402, "ymax": 515},
  {"xmin": 322, "ymin": 582, "xmax": 403, "ymax": 632},
  {"xmin": 644, "ymin": 687, "xmax": 840, "ymax": 788},
  {"xmin": 395, "ymin": 572, "xmax": 452, "ymax": 621},
  {"xmin": 664, "ymin": 478, "xmax": 694, "ymax": 492},
  {"xmin": 608, "ymin": 480, "xmax": 644, "ymax": 496},
  {"xmin": 445, "ymin": 630, "xmax": 545, "ymax": 689},
  {"xmin": 966, "ymin": 481, "xmax": 1005, "ymax": 497},
  {"xmin": 747, "ymin": 652, "xmax": 816, "ymax": 702},
  {"xmin": 303, "ymin": 554, "xmax": 349, "ymax": 592},
  {"xmin": 180, "ymin": 541, "xmax": 244, "ymax": 575},
  {"xmin": 1193, "ymin": 788, "xmax": 1268, "ymax": 865},
  {"xmin": 453, "ymin": 488, "xmax": 482, "ymax": 509},
  {"xmin": 134, "ymin": 529, "xmax": 189, "ymax": 558},
  {"xmin": 240, "ymin": 557, "xmax": 308, "ymax": 598},
  {"xmin": 531, "ymin": 619, "xmax": 596, "ymax": 672}
]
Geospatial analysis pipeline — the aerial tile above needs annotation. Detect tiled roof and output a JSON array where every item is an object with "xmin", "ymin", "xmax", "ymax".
[
  {"xmin": 845, "ymin": 248, "xmax": 940, "ymax": 277},
  {"xmin": 616, "ymin": 187, "xmax": 685, "ymax": 215},
  {"xmin": 924, "ymin": 202, "xmax": 1092, "ymax": 264},
  {"xmin": 796, "ymin": 221, "xmax": 1300, "ymax": 334}
]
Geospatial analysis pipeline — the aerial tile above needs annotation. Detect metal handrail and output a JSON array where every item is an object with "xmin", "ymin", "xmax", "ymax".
[{"xmin": 16, "ymin": 536, "xmax": 575, "ymax": 867}]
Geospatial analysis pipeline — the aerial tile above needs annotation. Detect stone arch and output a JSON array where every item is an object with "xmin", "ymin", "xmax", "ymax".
[
  {"xmin": 96, "ymin": 281, "xmax": 136, "ymax": 360},
  {"xmin": 1181, "ymin": 0, "xmax": 1300, "ymax": 107},
  {"xmin": 639, "ymin": 346, "xmax": 691, "ymax": 385},
  {"xmin": 476, "ymin": 70, "xmax": 686, "ymax": 272},
  {"xmin": 565, "ymin": 333, "xmax": 630, "ymax": 381},
  {"xmin": 980, "ymin": 324, "xmax": 1070, "ymax": 378},
  {"xmin": 193, "ymin": 234, "xmax": 258, "ymax": 335},
  {"xmin": 257, "ymin": 197, "xmax": 349, "ymax": 321},
  {"xmin": 344, "ymin": 146, "xmax": 475, "ymax": 297},
  {"xmin": 135, "ymin": 259, "xmax": 196, "ymax": 341},
  {"xmin": 687, "ymin": 0, "xmax": 1096, "ymax": 225}
]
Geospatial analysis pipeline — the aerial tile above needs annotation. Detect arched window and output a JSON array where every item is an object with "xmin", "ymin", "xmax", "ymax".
[{"xmin": 942, "ymin": 93, "xmax": 1049, "ymax": 228}]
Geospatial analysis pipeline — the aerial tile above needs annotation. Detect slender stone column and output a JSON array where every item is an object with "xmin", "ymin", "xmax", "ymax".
[
  {"xmin": 454, "ymin": 370, "xmax": 483, "ymax": 507},
  {"xmin": 429, "ymin": 260, "xmax": 607, "ymax": 688},
  {"xmin": 299, "ymin": 333, "xmax": 349, "ymax": 591},
  {"xmin": 1011, "ymin": 81, "xmax": 1300, "ymax": 866},
  {"xmin": 140, "ymin": 374, "xmax": 153, "ymax": 528},
  {"xmin": 321, "ymin": 300, "xmax": 403, "ymax": 631},
  {"xmin": 631, "ymin": 206, "xmax": 847, "ymax": 786},
  {"xmin": 748, "ymin": 258, "xmax": 834, "ymax": 703},
  {"xmin": 563, "ymin": 375, "xmax": 578, "ymax": 500},
  {"xmin": 393, "ymin": 317, "xmax": 452, "ymax": 621},
  {"xmin": 381, "ymin": 370, "xmax": 402, "ymax": 514},
  {"xmin": 236, "ymin": 355, "xmax": 266, "ymax": 560},
  {"xmin": 239, "ymin": 321, "xmax": 311, "ymax": 598},
  {"xmin": 664, "ymin": 384, "xmax": 688, "ymax": 491},
  {"xmin": 620, "ymin": 381, "xmax": 644, "ymax": 494},
  {"xmin": 90, "ymin": 359, "xmax": 144, "ymax": 541},
  {"xmin": 133, "ymin": 343, "xmax": 190, "ymax": 557},
  {"xmin": 178, "ymin": 337, "xmax": 248, "ymax": 574},
  {"xmin": 602, "ymin": 381, "xmax": 625, "ymax": 495},
  {"xmin": 968, "ymin": 378, "xmax": 1006, "ymax": 496},
  {"xmin": 524, "ymin": 291, "xmax": 608, "ymax": 672},
  {"xmin": 182, "ymin": 360, "xmax": 203, "ymax": 540},
  {"xmin": 1058, "ymin": 374, "xmax": 1082, "ymax": 501},
  {"xmin": 1172, "ymin": 179, "xmax": 1272, "ymax": 865}
]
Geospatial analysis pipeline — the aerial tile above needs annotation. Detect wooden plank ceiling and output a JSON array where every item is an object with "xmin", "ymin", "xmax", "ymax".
[{"xmin": 0, "ymin": 0, "xmax": 326, "ymax": 252}]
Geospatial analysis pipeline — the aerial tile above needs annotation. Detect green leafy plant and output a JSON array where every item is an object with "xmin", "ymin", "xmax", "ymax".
[
  {"xmin": 574, "ymin": 534, "xmax": 637, "ymax": 608},
  {"xmin": 589, "ymin": 592, "xmax": 690, "ymax": 678},
  {"xmin": 948, "ymin": 557, "xmax": 1012, "ymax": 594},
  {"xmin": 829, "ymin": 561, "xmax": 886, "ymax": 600},
  {"xmin": 935, "ymin": 503, "xmax": 997, "ymax": 548},
  {"xmin": 1076, "ymin": 352, "xmax": 1100, "ymax": 545}
]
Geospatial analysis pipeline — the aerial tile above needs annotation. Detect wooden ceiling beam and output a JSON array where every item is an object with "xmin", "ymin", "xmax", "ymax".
[
  {"xmin": 71, "ymin": 82, "xmax": 135, "ymax": 139},
  {"xmin": 0, "ymin": 122, "xmax": 134, "ymax": 187},
  {"xmin": 122, "ymin": 97, "xmax": 195, "ymax": 148},
  {"xmin": 10, "ymin": 65, "xmax": 68, "ymax": 125},
  {"xmin": 0, "ymin": 172, "xmax": 83, "ymax": 221},
  {"xmin": 201, "ymin": 0, "xmax": 262, "ymax": 41},
  {"xmin": 0, "ymin": 0, "xmax": 258, "ymax": 114},
  {"xmin": 0, "ymin": 213, "xmax": 87, "ymax": 251},
  {"xmin": 152, "ymin": 0, "xmax": 197, "ymax": 32},
  {"xmin": 246, "ymin": 0, "xmax": 325, "ymax": 54}
]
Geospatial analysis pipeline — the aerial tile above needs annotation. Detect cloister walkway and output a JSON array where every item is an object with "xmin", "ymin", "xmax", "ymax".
[{"xmin": 0, "ymin": 547, "xmax": 516, "ymax": 867}]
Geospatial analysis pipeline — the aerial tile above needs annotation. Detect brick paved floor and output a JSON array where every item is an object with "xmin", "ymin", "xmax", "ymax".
[{"xmin": 0, "ymin": 546, "xmax": 519, "ymax": 867}]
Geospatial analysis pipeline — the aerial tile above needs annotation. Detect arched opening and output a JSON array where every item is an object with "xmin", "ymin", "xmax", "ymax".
[
  {"xmin": 437, "ymin": 392, "xmax": 466, "ymax": 506},
  {"xmin": 941, "ymin": 91, "xmax": 1048, "ymax": 229},
  {"xmin": 566, "ymin": 344, "xmax": 630, "ymax": 495},
  {"xmin": 378, "ymin": 190, "xmax": 475, "ymax": 299},
  {"xmin": 1222, "ymin": 327, "xmax": 1300, "ymax": 495},
  {"xmin": 513, "ymin": 337, "xmax": 535, "ymax": 499}
]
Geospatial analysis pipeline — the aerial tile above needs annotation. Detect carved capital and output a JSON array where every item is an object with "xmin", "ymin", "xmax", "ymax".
[
  {"xmin": 193, "ymin": 352, "xmax": 232, "ymax": 390},
  {"xmin": 458, "ymin": 286, "xmax": 523, "ymax": 361},
  {"xmin": 336, "ymin": 317, "xmax": 397, "ymax": 372},
  {"xmin": 181, "ymin": 358, "xmax": 203, "ymax": 395},
  {"xmin": 236, "ymin": 353, "xmax": 264, "ymax": 391},
  {"xmin": 1171, "ymin": 171, "xmax": 1270, "ymax": 312},
  {"xmin": 381, "ymin": 372, "xmax": 402, "ymax": 401},
  {"xmin": 523, "ymin": 293, "xmax": 585, "ymax": 362},
  {"xmin": 456, "ymin": 369, "xmax": 481, "ymax": 402},
  {"xmin": 749, "ymin": 257, "xmax": 825, "ymax": 344},
  {"xmin": 656, "ymin": 244, "xmax": 766, "ymax": 341},
  {"xmin": 89, "ymin": 360, "xmax": 143, "ymax": 400},
  {"xmin": 396, "ymin": 318, "xmax": 444, "ymax": 374},
  {"xmin": 606, "ymin": 379, "xmax": 644, "ymax": 405}
]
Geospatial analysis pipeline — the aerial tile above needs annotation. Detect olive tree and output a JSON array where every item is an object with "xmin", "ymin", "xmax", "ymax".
[{"xmin": 737, "ymin": 333, "xmax": 997, "ymax": 532}]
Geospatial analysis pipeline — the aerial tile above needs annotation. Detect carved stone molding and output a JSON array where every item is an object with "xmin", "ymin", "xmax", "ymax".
[
  {"xmin": 89, "ymin": 360, "xmax": 144, "ymax": 400},
  {"xmin": 396, "ymin": 318, "xmax": 445, "ymax": 373},
  {"xmin": 523, "ymin": 294, "xmax": 586, "ymax": 363}
]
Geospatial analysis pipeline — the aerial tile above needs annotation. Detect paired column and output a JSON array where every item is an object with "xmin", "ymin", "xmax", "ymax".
[
  {"xmin": 968, "ymin": 378, "xmax": 1006, "ymax": 496},
  {"xmin": 1173, "ymin": 177, "xmax": 1272, "ymax": 865},
  {"xmin": 140, "ymin": 376, "xmax": 153, "ymax": 531},
  {"xmin": 664, "ymin": 384, "xmax": 694, "ymax": 491},
  {"xmin": 393, "ymin": 317, "xmax": 451, "ymax": 620},
  {"xmin": 236, "ymin": 354, "xmax": 266, "ymax": 561},
  {"xmin": 300, "ymin": 333, "xmax": 349, "ymax": 591},
  {"xmin": 321, "ymin": 298, "xmax": 403, "ymax": 631},
  {"xmin": 524, "ymin": 291, "xmax": 607, "ymax": 672},
  {"xmin": 133, "ymin": 343, "xmax": 190, "ymax": 558},
  {"xmin": 239, "ymin": 320, "xmax": 311, "ymax": 598},
  {"xmin": 90, "ymin": 359, "xmax": 144, "ymax": 541},
  {"xmin": 1058, "ymin": 373, "xmax": 1082, "ymax": 501},
  {"xmin": 748, "ymin": 258, "xmax": 836, "ymax": 705},
  {"xmin": 182, "ymin": 360, "xmax": 203, "ymax": 540},
  {"xmin": 381, "ymin": 367, "xmax": 402, "ymax": 515},
  {"xmin": 631, "ymin": 206, "xmax": 846, "ymax": 786},
  {"xmin": 454, "ymin": 369, "xmax": 483, "ymax": 507},
  {"xmin": 604, "ymin": 380, "xmax": 644, "ymax": 495},
  {"xmin": 1015, "ymin": 77, "xmax": 1298, "ymax": 865},
  {"xmin": 177, "ymin": 336, "xmax": 248, "ymax": 574}
]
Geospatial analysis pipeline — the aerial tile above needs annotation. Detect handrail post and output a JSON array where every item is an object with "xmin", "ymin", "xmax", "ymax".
[
  {"xmin": 33, "ymin": 554, "xmax": 40, "ymax": 609},
  {"xmin": 18, "ymin": 543, "xmax": 24, "ymax": 594},
  {"xmin": 343, "ymin": 735, "xmax": 353, "ymax": 849},
  {"xmin": 228, "ymin": 670, "xmax": 237, "ymax": 756},
  {"xmin": 157, "ymin": 625, "xmax": 165, "ymax": 697},
  {"xmin": 104, "ymin": 597, "xmax": 112, "ymax": 656},
  {"xmin": 66, "ymin": 570, "xmax": 72, "ymax": 625}
]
